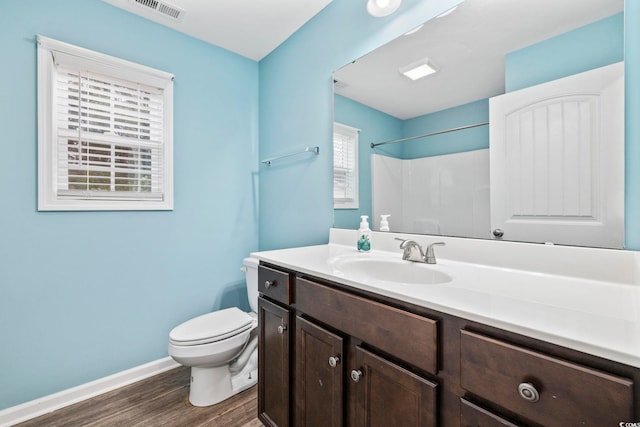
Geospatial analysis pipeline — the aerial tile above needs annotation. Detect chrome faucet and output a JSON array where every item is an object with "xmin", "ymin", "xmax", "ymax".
[
  {"xmin": 395, "ymin": 238, "xmax": 446, "ymax": 264},
  {"xmin": 396, "ymin": 238, "xmax": 424, "ymax": 262}
]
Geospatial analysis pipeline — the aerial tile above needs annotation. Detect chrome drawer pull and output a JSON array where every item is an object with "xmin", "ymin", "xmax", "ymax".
[
  {"xmin": 328, "ymin": 356, "xmax": 340, "ymax": 368},
  {"xmin": 350, "ymin": 369, "xmax": 363, "ymax": 382},
  {"xmin": 264, "ymin": 280, "xmax": 276, "ymax": 289},
  {"xmin": 518, "ymin": 382, "xmax": 540, "ymax": 402},
  {"xmin": 277, "ymin": 325, "xmax": 287, "ymax": 334}
]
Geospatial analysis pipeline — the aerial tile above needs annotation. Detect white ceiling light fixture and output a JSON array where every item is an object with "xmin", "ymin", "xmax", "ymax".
[
  {"xmin": 399, "ymin": 58, "xmax": 438, "ymax": 81},
  {"xmin": 367, "ymin": 0, "xmax": 402, "ymax": 17}
]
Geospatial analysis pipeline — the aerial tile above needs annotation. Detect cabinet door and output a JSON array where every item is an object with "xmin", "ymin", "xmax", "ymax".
[
  {"xmin": 258, "ymin": 297, "xmax": 290, "ymax": 427},
  {"xmin": 295, "ymin": 316, "xmax": 344, "ymax": 426},
  {"xmin": 350, "ymin": 346, "xmax": 438, "ymax": 427}
]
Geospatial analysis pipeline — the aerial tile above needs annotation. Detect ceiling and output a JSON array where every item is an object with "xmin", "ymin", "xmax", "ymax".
[
  {"xmin": 333, "ymin": 0, "xmax": 624, "ymax": 120},
  {"xmin": 101, "ymin": 0, "xmax": 333, "ymax": 61}
]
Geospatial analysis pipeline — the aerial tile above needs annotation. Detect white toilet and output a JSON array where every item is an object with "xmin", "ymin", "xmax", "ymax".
[{"xmin": 168, "ymin": 257, "xmax": 260, "ymax": 407}]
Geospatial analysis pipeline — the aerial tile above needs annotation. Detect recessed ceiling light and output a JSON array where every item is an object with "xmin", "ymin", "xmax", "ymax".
[
  {"xmin": 399, "ymin": 59, "xmax": 438, "ymax": 81},
  {"xmin": 367, "ymin": 0, "xmax": 402, "ymax": 17}
]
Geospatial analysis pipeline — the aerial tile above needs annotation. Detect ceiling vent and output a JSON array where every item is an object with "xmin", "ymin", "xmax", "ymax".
[{"xmin": 129, "ymin": 0, "xmax": 185, "ymax": 21}]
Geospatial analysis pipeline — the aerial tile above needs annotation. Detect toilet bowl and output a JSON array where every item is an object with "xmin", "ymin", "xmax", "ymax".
[{"xmin": 168, "ymin": 257, "xmax": 260, "ymax": 407}]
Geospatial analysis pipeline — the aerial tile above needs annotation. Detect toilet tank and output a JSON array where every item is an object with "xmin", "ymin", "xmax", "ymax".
[{"xmin": 243, "ymin": 257, "xmax": 259, "ymax": 313}]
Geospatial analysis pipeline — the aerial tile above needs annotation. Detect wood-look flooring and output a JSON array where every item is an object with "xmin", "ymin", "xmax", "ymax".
[{"xmin": 15, "ymin": 367, "xmax": 262, "ymax": 427}]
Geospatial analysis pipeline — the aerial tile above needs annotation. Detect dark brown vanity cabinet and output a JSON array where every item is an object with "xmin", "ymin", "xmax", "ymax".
[
  {"xmin": 294, "ymin": 277, "xmax": 438, "ymax": 426},
  {"xmin": 258, "ymin": 297, "xmax": 291, "ymax": 427},
  {"xmin": 294, "ymin": 314, "xmax": 438, "ymax": 427},
  {"xmin": 258, "ymin": 265, "xmax": 438, "ymax": 427},
  {"xmin": 258, "ymin": 263, "xmax": 639, "ymax": 427},
  {"xmin": 258, "ymin": 265, "xmax": 294, "ymax": 427},
  {"xmin": 460, "ymin": 399, "xmax": 520, "ymax": 427},
  {"xmin": 460, "ymin": 330, "xmax": 635, "ymax": 427}
]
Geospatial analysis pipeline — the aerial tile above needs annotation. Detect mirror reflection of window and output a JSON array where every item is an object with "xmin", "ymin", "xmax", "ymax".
[{"xmin": 333, "ymin": 123, "xmax": 360, "ymax": 209}]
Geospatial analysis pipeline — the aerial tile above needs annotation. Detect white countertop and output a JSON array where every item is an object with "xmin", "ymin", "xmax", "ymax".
[{"xmin": 252, "ymin": 230, "xmax": 640, "ymax": 368}]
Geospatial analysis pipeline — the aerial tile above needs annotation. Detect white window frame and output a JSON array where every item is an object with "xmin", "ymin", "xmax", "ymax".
[
  {"xmin": 333, "ymin": 122, "xmax": 360, "ymax": 209},
  {"xmin": 37, "ymin": 35, "xmax": 174, "ymax": 211}
]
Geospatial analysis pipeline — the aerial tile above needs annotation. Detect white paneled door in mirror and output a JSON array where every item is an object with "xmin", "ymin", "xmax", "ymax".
[{"xmin": 490, "ymin": 62, "xmax": 624, "ymax": 248}]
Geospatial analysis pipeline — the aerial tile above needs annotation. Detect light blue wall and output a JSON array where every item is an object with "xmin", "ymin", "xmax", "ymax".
[
  {"xmin": 402, "ymin": 99, "xmax": 489, "ymax": 159},
  {"xmin": 506, "ymin": 13, "xmax": 624, "ymax": 91},
  {"xmin": 0, "ymin": 0, "xmax": 259, "ymax": 410},
  {"xmin": 259, "ymin": 0, "xmax": 463, "ymax": 250},
  {"xmin": 333, "ymin": 95, "xmax": 402, "ymax": 229}
]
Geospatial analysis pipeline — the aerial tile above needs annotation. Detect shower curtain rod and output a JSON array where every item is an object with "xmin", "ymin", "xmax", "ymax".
[{"xmin": 370, "ymin": 121, "xmax": 489, "ymax": 148}]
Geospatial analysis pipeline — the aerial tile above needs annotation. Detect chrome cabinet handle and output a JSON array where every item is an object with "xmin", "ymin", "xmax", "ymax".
[
  {"xmin": 264, "ymin": 280, "xmax": 275, "ymax": 289},
  {"xmin": 277, "ymin": 325, "xmax": 287, "ymax": 334},
  {"xmin": 350, "ymin": 369, "xmax": 363, "ymax": 382},
  {"xmin": 518, "ymin": 382, "xmax": 540, "ymax": 402},
  {"xmin": 493, "ymin": 228, "xmax": 504, "ymax": 238},
  {"xmin": 328, "ymin": 356, "xmax": 340, "ymax": 368}
]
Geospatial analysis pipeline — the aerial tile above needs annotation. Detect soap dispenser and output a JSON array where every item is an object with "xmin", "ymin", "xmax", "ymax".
[
  {"xmin": 357, "ymin": 215, "xmax": 372, "ymax": 251},
  {"xmin": 380, "ymin": 214, "xmax": 390, "ymax": 232}
]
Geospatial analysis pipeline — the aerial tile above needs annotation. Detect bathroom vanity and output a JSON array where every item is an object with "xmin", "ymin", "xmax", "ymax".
[{"xmin": 253, "ymin": 230, "xmax": 640, "ymax": 427}]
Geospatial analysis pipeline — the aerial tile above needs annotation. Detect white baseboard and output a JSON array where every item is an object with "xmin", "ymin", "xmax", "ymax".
[{"xmin": 0, "ymin": 357, "xmax": 180, "ymax": 427}]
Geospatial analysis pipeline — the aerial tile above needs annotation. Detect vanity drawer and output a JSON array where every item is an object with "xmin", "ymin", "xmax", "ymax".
[
  {"xmin": 258, "ymin": 265, "xmax": 293, "ymax": 305},
  {"xmin": 295, "ymin": 277, "xmax": 438, "ymax": 374},
  {"xmin": 460, "ymin": 399, "xmax": 520, "ymax": 427},
  {"xmin": 460, "ymin": 330, "xmax": 634, "ymax": 427}
]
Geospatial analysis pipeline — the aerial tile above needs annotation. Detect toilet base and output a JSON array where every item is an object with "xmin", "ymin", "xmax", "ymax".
[
  {"xmin": 231, "ymin": 349, "xmax": 258, "ymax": 394},
  {"xmin": 188, "ymin": 365, "xmax": 233, "ymax": 407},
  {"xmin": 187, "ymin": 353, "xmax": 258, "ymax": 407}
]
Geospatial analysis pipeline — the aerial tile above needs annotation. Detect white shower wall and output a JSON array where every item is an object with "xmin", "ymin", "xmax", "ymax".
[{"xmin": 372, "ymin": 150, "xmax": 490, "ymax": 238}]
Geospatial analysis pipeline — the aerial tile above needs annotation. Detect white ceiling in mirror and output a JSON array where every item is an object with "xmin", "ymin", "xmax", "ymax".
[{"xmin": 333, "ymin": 0, "xmax": 623, "ymax": 120}]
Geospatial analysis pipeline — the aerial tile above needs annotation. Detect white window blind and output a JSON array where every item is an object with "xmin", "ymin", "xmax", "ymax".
[
  {"xmin": 56, "ymin": 66, "xmax": 164, "ymax": 199},
  {"xmin": 37, "ymin": 36, "xmax": 174, "ymax": 211},
  {"xmin": 333, "ymin": 122, "xmax": 359, "ymax": 209}
]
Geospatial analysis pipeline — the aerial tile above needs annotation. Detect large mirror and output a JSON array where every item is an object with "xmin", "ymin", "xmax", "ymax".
[{"xmin": 333, "ymin": 0, "xmax": 625, "ymax": 248}]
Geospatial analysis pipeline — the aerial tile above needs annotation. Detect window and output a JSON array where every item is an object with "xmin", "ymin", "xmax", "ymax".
[
  {"xmin": 37, "ymin": 36, "xmax": 174, "ymax": 211},
  {"xmin": 333, "ymin": 122, "xmax": 359, "ymax": 209}
]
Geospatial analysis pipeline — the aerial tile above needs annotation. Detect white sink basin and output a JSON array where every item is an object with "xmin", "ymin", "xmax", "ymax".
[{"xmin": 331, "ymin": 255, "xmax": 452, "ymax": 285}]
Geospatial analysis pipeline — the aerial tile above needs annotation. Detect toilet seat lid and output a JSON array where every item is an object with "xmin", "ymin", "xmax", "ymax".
[{"xmin": 169, "ymin": 307, "xmax": 253, "ymax": 346}]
